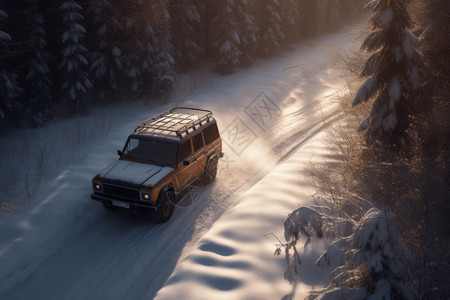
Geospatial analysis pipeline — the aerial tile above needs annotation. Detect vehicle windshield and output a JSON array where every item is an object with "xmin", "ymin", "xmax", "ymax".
[{"xmin": 122, "ymin": 137, "xmax": 178, "ymax": 166}]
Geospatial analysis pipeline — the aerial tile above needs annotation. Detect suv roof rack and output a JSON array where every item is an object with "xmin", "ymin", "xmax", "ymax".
[{"xmin": 134, "ymin": 107, "xmax": 213, "ymax": 139}]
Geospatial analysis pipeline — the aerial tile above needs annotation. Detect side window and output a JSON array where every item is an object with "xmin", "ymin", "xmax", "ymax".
[
  {"xmin": 203, "ymin": 123, "xmax": 220, "ymax": 145},
  {"xmin": 126, "ymin": 138, "xmax": 139, "ymax": 152},
  {"xmin": 192, "ymin": 133, "xmax": 204, "ymax": 153},
  {"xmin": 179, "ymin": 140, "xmax": 192, "ymax": 162}
]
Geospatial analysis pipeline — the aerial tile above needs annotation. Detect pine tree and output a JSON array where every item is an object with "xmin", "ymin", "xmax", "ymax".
[
  {"xmin": 211, "ymin": 0, "xmax": 241, "ymax": 74},
  {"xmin": 352, "ymin": 0, "xmax": 422, "ymax": 146},
  {"xmin": 280, "ymin": 0, "xmax": 302, "ymax": 44},
  {"xmin": 121, "ymin": 11, "xmax": 144, "ymax": 96},
  {"xmin": 117, "ymin": 0, "xmax": 159, "ymax": 97},
  {"xmin": 59, "ymin": 0, "xmax": 92, "ymax": 111},
  {"xmin": 282, "ymin": 206, "xmax": 411, "ymax": 299},
  {"xmin": 259, "ymin": 0, "xmax": 284, "ymax": 57},
  {"xmin": 169, "ymin": 0, "xmax": 202, "ymax": 69},
  {"xmin": 140, "ymin": 19, "xmax": 156, "ymax": 96},
  {"xmin": 322, "ymin": 0, "xmax": 341, "ymax": 31},
  {"xmin": 0, "ymin": 8, "xmax": 21, "ymax": 120},
  {"xmin": 23, "ymin": 0, "xmax": 53, "ymax": 125},
  {"xmin": 150, "ymin": 1, "xmax": 175, "ymax": 95},
  {"xmin": 235, "ymin": 0, "xmax": 258, "ymax": 66},
  {"xmin": 299, "ymin": 0, "xmax": 320, "ymax": 38},
  {"xmin": 87, "ymin": 0, "xmax": 123, "ymax": 102}
]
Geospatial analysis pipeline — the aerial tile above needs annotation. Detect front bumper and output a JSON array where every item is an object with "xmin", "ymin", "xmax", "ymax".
[{"xmin": 91, "ymin": 193, "xmax": 156, "ymax": 209}]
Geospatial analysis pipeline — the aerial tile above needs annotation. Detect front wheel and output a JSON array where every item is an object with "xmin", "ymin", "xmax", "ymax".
[{"xmin": 151, "ymin": 189, "xmax": 175, "ymax": 223}]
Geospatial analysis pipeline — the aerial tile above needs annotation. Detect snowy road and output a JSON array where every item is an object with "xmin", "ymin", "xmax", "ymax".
[{"xmin": 1, "ymin": 29, "xmax": 353, "ymax": 299}]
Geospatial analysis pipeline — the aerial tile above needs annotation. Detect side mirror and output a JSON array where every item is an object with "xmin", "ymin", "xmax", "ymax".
[
  {"xmin": 117, "ymin": 150, "xmax": 123, "ymax": 156},
  {"xmin": 183, "ymin": 160, "xmax": 190, "ymax": 166}
]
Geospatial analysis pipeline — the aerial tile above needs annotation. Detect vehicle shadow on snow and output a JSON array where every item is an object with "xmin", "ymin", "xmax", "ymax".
[
  {"xmin": 3, "ymin": 180, "xmax": 220, "ymax": 300},
  {"xmin": 140, "ymin": 182, "xmax": 220, "ymax": 299},
  {"xmin": 94, "ymin": 180, "xmax": 218, "ymax": 300}
]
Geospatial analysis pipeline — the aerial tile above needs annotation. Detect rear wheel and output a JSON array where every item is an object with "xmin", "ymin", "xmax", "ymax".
[
  {"xmin": 151, "ymin": 189, "xmax": 175, "ymax": 223},
  {"xmin": 203, "ymin": 156, "xmax": 218, "ymax": 184}
]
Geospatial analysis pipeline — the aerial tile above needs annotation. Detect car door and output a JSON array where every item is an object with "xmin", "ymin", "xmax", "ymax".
[
  {"xmin": 176, "ymin": 139, "xmax": 196, "ymax": 189},
  {"xmin": 191, "ymin": 132, "xmax": 207, "ymax": 179}
]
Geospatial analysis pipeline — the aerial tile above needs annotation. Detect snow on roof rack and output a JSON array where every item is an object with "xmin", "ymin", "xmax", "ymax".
[{"xmin": 134, "ymin": 107, "xmax": 213, "ymax": 138}]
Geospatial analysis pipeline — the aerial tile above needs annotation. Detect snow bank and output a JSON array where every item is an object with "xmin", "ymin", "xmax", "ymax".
[{"xmin": 155, "ymin": 131, "xmax": 335, "ymax": 300}]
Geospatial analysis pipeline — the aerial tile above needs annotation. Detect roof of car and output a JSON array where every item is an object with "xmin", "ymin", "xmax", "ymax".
[{"xmin": 132, "ymin": 107, "xmax": 216, "ymax": 142}]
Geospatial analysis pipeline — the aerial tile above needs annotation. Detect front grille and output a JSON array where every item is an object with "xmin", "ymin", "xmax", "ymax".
[{"xmin": 102, "ymin": 184, "xmax": 140, "ymax": 200}]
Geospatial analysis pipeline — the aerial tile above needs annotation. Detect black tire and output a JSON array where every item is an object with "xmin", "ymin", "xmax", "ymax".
[
  {"xmin": 203, "ymin": 156, "xmax": 219, "ymax": 184},
  {"xmin": 151, "ymin": 189, "xmax": 175, "ymax": 223}
]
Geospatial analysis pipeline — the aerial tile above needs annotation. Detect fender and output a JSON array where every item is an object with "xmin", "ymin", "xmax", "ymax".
[{"xmin": 205, "ymin": 153, "xmax": 219, "ymax": 171}]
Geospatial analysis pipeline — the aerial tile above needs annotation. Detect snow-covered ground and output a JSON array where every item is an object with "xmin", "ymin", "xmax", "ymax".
[
  {"xmin": 0, "ymin": 28, "xmax": 353, "ymax": 299},
  {"xmin": 154, "ymin": 131, "xmax": 334, "ymax": 300}
]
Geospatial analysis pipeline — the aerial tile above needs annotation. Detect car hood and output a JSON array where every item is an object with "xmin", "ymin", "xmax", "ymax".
[{"xmin": 100, "ymin": 160, "xmax": 175, "ymax": 187}]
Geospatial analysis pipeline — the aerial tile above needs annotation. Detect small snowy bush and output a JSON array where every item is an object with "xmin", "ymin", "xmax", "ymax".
[{"xmin": 281, "ymin": 206, "xmax": 411, "ymax": 299}]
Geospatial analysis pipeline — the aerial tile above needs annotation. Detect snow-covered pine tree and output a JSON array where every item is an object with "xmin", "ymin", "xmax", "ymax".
[
  {"xmin": 322, "ymin": 0, "xmax": 341, "ymax": 32},
  {"xmin": 280, "ymin": 0, "xmax": 302, "ymax": 44},
  {"xmin": 309, "ymin": 208, "xmax": 410, "ymax": 299},
  {"xmin": 121, "ymin": 10, "xmax": 144, "ymax": 96},
  {"xmin": 235, "ymin": 0, "xmax": 258, "ymax": 66},
  {"xmin": 0, "ymin": 8, "xmax": 21, "ymax": 120},
  {"xmin": 59, "ymin": 0, "xmax": 92, "ymax": 112},
  {"xmin": 299, "ymin": 0, "xmax": 320, "ymax": 38},
  {"xmin": 150, "ymin": 1, "xmax": 175, "ymax": 95},
  {"xmin": 352, "ymin": 0, "xmax": 422, "ymax": 146},
  {"xmin": 117, "ymin": 0, "xmax": 159, "ymax": 98},
  {"xmin": 259, "ymin": 0, "xmax": 284, "ymax": 56},
  {"xmin": 169, "ymin": 0, "xmax": 202, "ymax": 69},
  {"xmin": 211, "ymin": 0, "xmax": 241, "ymax": 74},
  {"xmin": 282, "ymin": 206, "xmax": 411, "ymax": 299},
  {"xmin": 139, "ymin": 18, "xmax": 156, "ymax": 97},
  {"xmin": 87, "ymin": 0, "xmax": 123, "ymax": 102},
  {"xmin": 23, "ymin": 0, "xmax": 53, "ymax": 125}
]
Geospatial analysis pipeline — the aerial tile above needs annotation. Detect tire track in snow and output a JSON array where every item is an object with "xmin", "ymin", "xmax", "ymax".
[{"xmin": 275, "ymin": 111, "xmax": 343, "ymax": 164}]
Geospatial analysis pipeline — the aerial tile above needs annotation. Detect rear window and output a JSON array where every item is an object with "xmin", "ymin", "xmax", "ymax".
[
  {"xmin": 203, "ymin": 123, "xmax": 220, "ymax": 145},
  {"xmin": 179, "ymin": 140, "xmax": 192, "ymax": 162},
  {"xmin": 192, "ymin": 133, "xmax": 204, "ymax": 152}
]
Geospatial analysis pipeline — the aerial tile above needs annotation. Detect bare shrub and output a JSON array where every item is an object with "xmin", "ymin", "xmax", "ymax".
[{"xmin": 0, "ymin": 106, "xmax": 124, "ymax": 213}]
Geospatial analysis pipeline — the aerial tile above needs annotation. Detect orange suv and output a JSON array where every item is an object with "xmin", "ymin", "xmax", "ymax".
[{"xmin": 91, "ymin": 107, "xmax": 223, "ymax": 222}]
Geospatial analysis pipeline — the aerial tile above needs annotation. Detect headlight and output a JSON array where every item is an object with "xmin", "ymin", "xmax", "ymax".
[
  {"xmin": 142, "ymin": 193, "xmax": 151, "ymax": 201},
  {"xmin": 94, "ymin": 183, "xmax": 102, "ymax": 191}
]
